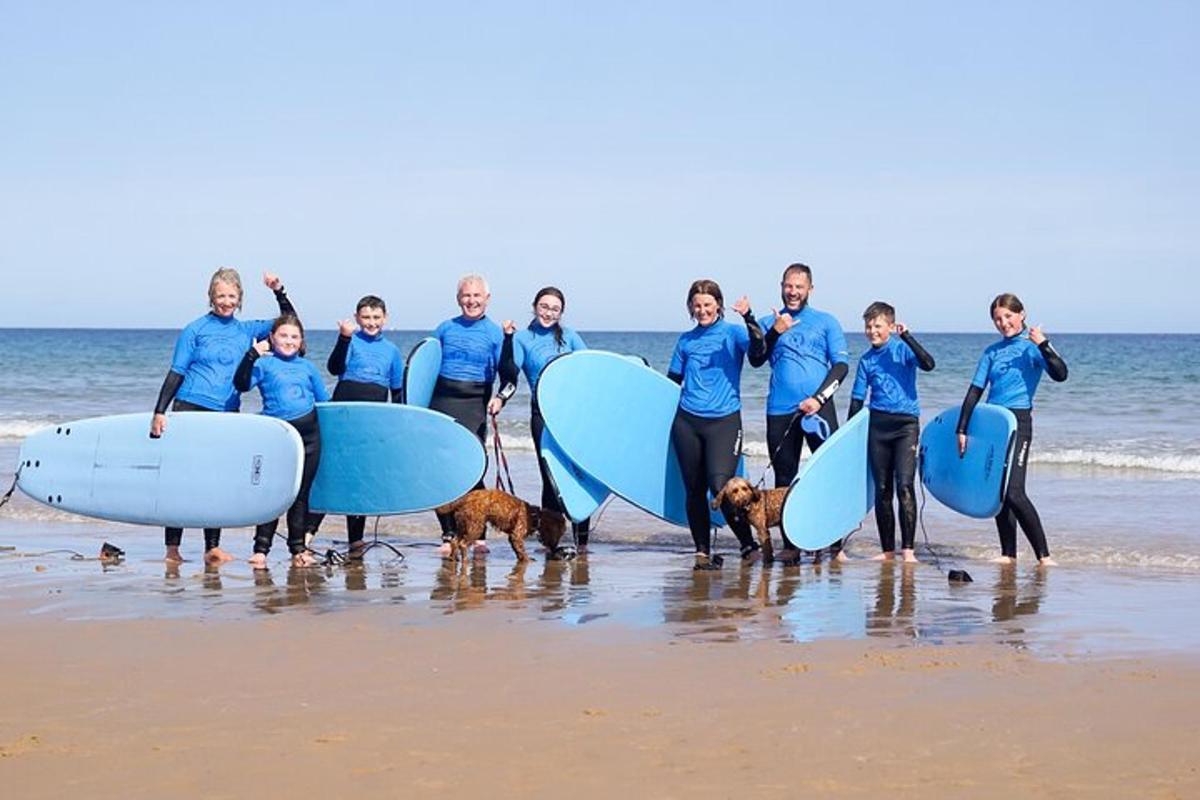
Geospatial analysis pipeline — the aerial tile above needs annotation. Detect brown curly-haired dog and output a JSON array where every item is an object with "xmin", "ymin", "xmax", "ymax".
[
  {"xmin": 711, "ymin": 477, "xmax": 786, "ymax": 562},
  {"xmin": 436, "ymin": 490, "xmax": 566, "ymax": 562}
]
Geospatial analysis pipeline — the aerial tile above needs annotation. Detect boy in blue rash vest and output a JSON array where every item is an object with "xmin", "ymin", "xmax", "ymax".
[
  {"xmin": 748, "ymin": 262, "xmax": 850, "ymax": 562},
  {"xmin": 957, "ymin": 293, "xmax": 1068, "ymax": 567},
  {"xmin": 431, "ymin": 274, "xmax": 518, "ymax": 557},
  {"xmin": 502, "ymin": 287, "xmax": 591, "ymax": 549},
  {"xmin": 847, "ymin": 302, "xmax": 935, "ymax": 563},
  {"xmin": 234, "ymin": 314, "xmax": 331, "ymax": 568},
  {"xmin": 308, "ymin": 295, "xmax": 405, "ymax": 556},
  {"xmin": 667, "ymin": 279, "xmax": 767, "ymax": 570},
  {"xmin": 149, "ymin": 268, "xmax": 296, "ymax": 565}
]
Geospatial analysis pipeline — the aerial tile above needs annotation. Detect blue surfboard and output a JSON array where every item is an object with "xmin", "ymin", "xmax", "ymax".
[
  {"xmin": 16, "ymin": 413, "xmax": 304, "ymax": 528},
  {"xmin": 403, "ymin": 337, "xmax": 441, "ymax": 408},
  {"xmin": 779, "ymin": 409, "xmax": 874, "ymax": 550},
  {"xmin": 919, "ymin": 403, "xmax": 1017, "ymax": 518},
  {"xmin": 309, "ymin": 402, "xmax": 485, "ymax": 515},
  {"xmin": 536, "ymin": 350, "xmax": 738, "ymax": 528},
  {"xmin": 539, "ymin": 428, "xmax": 610, "ymax": 523}
]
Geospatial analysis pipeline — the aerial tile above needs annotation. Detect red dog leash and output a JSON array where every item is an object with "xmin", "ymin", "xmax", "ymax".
[{"xmin": 490, "ymin": 412, "xmax": 516, "ymax": 495}]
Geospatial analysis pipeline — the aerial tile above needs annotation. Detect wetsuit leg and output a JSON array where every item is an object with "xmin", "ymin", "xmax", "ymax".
[
  {"xmin": 431, "ymin": 378, "xmax": 490, "ymax": 538},
  {"xmin": 253, "ymin": 518, "xmax": 278, "ymax": 555},
  {"xmin": 868, "ymin": 412, "xmax": 897, "ymax": 553},
  {"xmin": 766, "ymin": 413, "xmax": 803, "ymax": 489},
  {"xmin": 702, "ymin": 411, "xmax": 757, "ymax": 553},
  {"xmin": 346, "ymin": 515, "xmax": 366, "ymax": 545},
  {"xmin": 894, "ymin": 417, "xmax": 919, "ymax": 551},
  {"xmin": 164, "ymin": 399, "xmax": 222, "ymax": 549},
  {"xmin": 671, "ymin": 410, "xmax": 713, "ymax": 555},
  {"xmin": 995, "ymin": 410, "xmax": 1050, "ymax": 559},
  {"xmin": 286, "ymin": 410, "xmax": 321, "ymax": 555}
]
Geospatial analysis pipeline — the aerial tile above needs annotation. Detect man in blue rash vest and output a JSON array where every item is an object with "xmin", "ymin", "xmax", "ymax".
[
  {"xmin": 847, "ymin": 302, "xmax": 936, "ymax": 563},
  {"xmin": 234, "ymin": 313, "xmax": 330, "ymax": 568},
  {"xmin": 431, "ymin": 274, "xmax": 518, "ymax": 557},
  {"xmin": 306, "ymin": 295, "xmax": 405, "ymax": 555},
  {"xmin": 150, "ymin": 268, "xmax": 295, "ymax": 565},
  {"xmin": 748, "ymin": 262, "xmax": 850, "ymax": 562},
  {"xmin": 957, "ymin": 293, "xmax": 1068, "ymax": 566}
]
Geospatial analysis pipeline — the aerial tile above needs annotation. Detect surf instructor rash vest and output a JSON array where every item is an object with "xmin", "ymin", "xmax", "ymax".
[
  {"xmin": 245, "ymin": 353, "xmax": 331, "ymax": 421},
  {"xmin": 435, "ymin": 315, "xmax": 505, "ymax": 384},
  {"xmin": 851, "ymin": 335, "xmax": 922, "ymax": 418},
  {"xmin": 171, "ymin": 313, "xmax": 275, "ymax": 411},
  {"xmin": 513, "ymin": 324, "xmax": 587, "ymax": 394},
  {"xmin": 757, "ymin": 306, "xmax": 849, "ymax": 416},
  {"xmin": 971, "ymin": 331, "xmax": 1052, "ymax": 410},
  {"xmin": 669, "ymin": 318, "xmax": 750, "ymax": 418}
]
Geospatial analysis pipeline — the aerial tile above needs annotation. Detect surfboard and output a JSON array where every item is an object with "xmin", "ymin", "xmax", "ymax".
[
  {"xmin": 919, "ymin": 403, "xmax": 1017, "ymax": 518},
  {"xmin": 16, "ymin": 413, "xmax": 304, "ymax": 528},
  {"xmin": 536, "ymin": 350, "xmax": 739, "ymax": 528},
  {"xmin": 779, "ymin": 409, "xmax": 874, "ymax": 550},
  {"xmin": 403, "ymin": 337, "xmax": 441, "ymax": 408},
  {"xmin": 308, "ymin": 402, "xmax": 485, "ymax": 515},
  {"xmin": 539, "ymin": 428, "xmax": 610, "ymax": 523}
]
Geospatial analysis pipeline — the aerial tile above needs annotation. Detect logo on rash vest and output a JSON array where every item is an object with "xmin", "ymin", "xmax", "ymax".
[
  {"xmin": 983, "ymin": 445, "xmax": 995, "ymax": 481},
  {"xmin": 251, "ymin": 455, "xmax": 263, "ymax": 485}
]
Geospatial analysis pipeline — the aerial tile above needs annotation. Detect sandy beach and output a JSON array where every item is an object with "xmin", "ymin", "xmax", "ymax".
[{"xmin": 2, "ymin": 517, "xmax": 1198, "ymax": 799}]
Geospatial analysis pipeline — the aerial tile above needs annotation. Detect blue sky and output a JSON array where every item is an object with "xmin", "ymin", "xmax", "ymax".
[{"xmin": 1, "ymin": 1, "xmax": 1195, "ymax": 331}]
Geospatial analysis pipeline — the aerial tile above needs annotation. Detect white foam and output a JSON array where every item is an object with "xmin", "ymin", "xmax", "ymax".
[
  {"xmin": 1032, "ymin": 448, "xmax": 1200, "ymax": 476},
  {"xmin": 0, "ymin": 419, "xmax": 56, "ymax": 440}
]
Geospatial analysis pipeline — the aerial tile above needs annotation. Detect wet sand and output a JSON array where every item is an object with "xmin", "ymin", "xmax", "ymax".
[{"xmin": 2, "ymin": 527, "xmax": 1200, "ymax": 798}]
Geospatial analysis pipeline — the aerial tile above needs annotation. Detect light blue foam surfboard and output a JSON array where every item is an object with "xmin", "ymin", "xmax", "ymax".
[
  {"xmin": 536, "ymin": 350, "xmax": 739, "ymax": 528},
  {"xmin": 539, "ymin": 428, "xmax": 610, "ymax": 523},
  {"xmin": 779, "ymin": 409, "xmax": 874, "ymax": 550},
  {"xmin": 403, "ymin": 337, "xmax": 442, "ymax": 408},
  {"xmin": 919, "ymin": 403, "xmax": 1017, "ymax": 518},
  {"xmin": 16, "ymin": 413, "xmax": 303, "ymax": 528},
  {"xmin": 309, "ymin": 402, "xmax": 485, "ymax": 515}
]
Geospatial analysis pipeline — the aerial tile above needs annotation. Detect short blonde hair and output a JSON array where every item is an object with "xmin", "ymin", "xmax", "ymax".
[{"xmin": 208, "ymin": 267, "xmax": 244, "ymax": 311}]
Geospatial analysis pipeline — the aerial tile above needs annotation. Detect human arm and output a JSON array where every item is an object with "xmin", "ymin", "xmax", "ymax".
[
  {"xmin": 897, "ymin": 324, "xmax": 935, "ymax": 371},
  {"xmin": 731, "ymin": 297, "xmax": 767, "ymax": 366},
  {"xmin": 327, "ymin": 320, "xmax": 354, "ymax": 375},
  {"xmin": 149, "ymin": 371, "xmax": 185, "ymax": 437},
  {"xmin": 1029, "ymin": 326, "xmax": 1068, "ymax": 382}
]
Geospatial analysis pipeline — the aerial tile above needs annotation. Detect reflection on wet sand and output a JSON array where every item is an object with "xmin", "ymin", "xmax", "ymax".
[
  {"xmin": 252, "ymin": 565, "xmax": 330, "ymax": 614},
  {"xmin": 867, "ymin": 562, "xmax": 917, "ymax": 638}
]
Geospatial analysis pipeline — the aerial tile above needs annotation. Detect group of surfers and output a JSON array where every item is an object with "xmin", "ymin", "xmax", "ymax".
[{"xmin": 150, "ymin": 263, "xmax": 1068, "ymax": 570}]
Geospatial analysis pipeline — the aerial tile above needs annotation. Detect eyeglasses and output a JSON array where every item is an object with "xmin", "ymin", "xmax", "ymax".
[{"xmin": 535, "ymin": 303, "xmax": 563, "ymax": 314}]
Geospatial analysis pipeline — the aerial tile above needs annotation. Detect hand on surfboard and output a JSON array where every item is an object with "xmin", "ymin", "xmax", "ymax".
[
  {"xmin": 150, "ymin": 413, "xmax": 167, "ymax": 439},
  {"xmin": 770, "ymin": 309, "xmax": 794, "ymax": 334},
  {"xmin": 337, "ymin": 318, "xmax": 355, "ymax": 337},
  {"xmin": 957, "ymin": 432, "xmax": 968, "ymax": 457},
  {"xmin": 262, "ymin": 272, "xmax": 283, "ymax": 292}
]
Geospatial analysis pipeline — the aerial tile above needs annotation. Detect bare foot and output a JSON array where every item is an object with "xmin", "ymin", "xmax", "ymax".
[
  {"xmin": 164, "ymin": 546, "xmax": 186, "ymax": 564},
  {"xmin": 291, "ymin": 551, "xmax": 317, "ymax": 567},
  {"xmin": 991, "ymin": 555, "xmax": 1016, "ymax": 565},
  {"xmin": 247, "ymin": 553, "xmax": 268, "ymax": 569},
  {"xmin": 871, "ymin": 552, "xmax": 895, "ymax": 561},
  {"xmin": 472, "ymin": 540, "xmax": 490, "ymax": 557},
  {"xmin": 576, "ymin": 544, "xmax": 588, "ymax": 555},
  {"xmin": 833, "ymin": 550, "xmax": 849, "ymax": 564},
  {"xmin": 204, "ymin": 546, "xmax": 235, "ymax": 564},
  {"xmin": 1037, "ymin": 557, "xmax": 1058, "ymax": 567},
  {"xmin": 901, "ymin": 549, "xmax": 919, "ymax": 564},
  {"xmin": 437, "ymin": 540, "xmax": 453, "ymax": 558}
]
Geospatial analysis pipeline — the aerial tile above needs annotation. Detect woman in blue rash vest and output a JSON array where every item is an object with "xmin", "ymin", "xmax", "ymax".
[
  {"xmin": 502, "ymin": 287, "xmax": 590, "ymax": 549},
  {"xmin": 306, "ymin": 294, "xmax": 406, "ymax": 557},
  {"xmin": 431, "ymin": 274, "xmax": 518, "ymax": 557},
  {"xmin": 668, "ymin": 279, "xmax": 767, "ymax": 570},
  {"xmin": 233, "ymin": 313, "xmax": 331, "ymax": 568},
  {"xmin": 149, "ymin": 268, "xmax": 296, "ymax": 565},
  {"xmin": 957, "ymin": 293, "xmax": 1068, "ymax": 566},
  {"xmin": 847, "ymin": 302, "xmax": 936, "ymax": 563},
  {"xmin": 749, "ymin": 262, "xmax": 850, "ymax": 562}
]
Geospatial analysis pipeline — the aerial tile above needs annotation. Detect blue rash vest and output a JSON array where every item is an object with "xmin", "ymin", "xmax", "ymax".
[
  {"xmin": 434, "ymin": 315, "xmax": 505, "ymax": 384},
  {"xmin": 851, "ymin": 335, "xmax": 922, "ymax": 418},
  {"xmin": 245, "ymin": 353, "xmax": 331, "ymax": 421},
  {"xmin": 757, "ymin": 306, "xmax": 850, "ymax": 416},
  {"xmin": 339, "ymin": 331, "xmax": 405, "ymax": 390},
  {"xmin": 171, "ymin": 313, "xmax": 275, "ymax": 411},
  {"xmin": 669, "ymin": 318, "xmax": 749, "ymax": 418},
  {"xmin": 970, "ymin": 330, "xmax": 1050, "ymax": 410},
  {"xmin": 514, "ymin": 323, "xmax": 587, "ymax": 395}
]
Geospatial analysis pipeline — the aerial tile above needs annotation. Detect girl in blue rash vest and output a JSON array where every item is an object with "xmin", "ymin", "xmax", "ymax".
[
  {"xmin": 234, "ymin": 314, "xmax": 331, "ymax": 568},
  {"xmin": 431, "ymin": 274, "xmax": 518, "ymax": 557},
  {"xmin": 749, "ymin": 262, "xmax": 850, "ymax": 562},
  {"xmin": 668, "ymin": 279, "xmax": 767, "ymax": 570},
  {"xmin": 847, "ymin": 302, "xmax": 935, "ymax": 563},
  {"xmin": 149, "ymin": 268, "xmax": 296, "ymax": 565},
  {"xmin": 957, "ymin": 293, "xmax": 1068, "ymax": 566},
  {"xmin": 313, "ymin": 295, "xmax": 405, "ymax": 557},
  {"xmin": 502, "ymin": 287, "xmax": 591, "ymax": 549}
]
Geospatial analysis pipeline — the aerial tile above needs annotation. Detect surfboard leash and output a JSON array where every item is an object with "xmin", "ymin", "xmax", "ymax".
[
  {"xmin": 916, "ymin": 455, "xmax": 972, "ymax": 583},
  {"xmin": 490, "ymin": 413, "xmax": 516, "ymax": 495},
  {"xmin": 754, "ymin": 411, "xmax": 802, "ymax": 490},
  {"xmin": 0, "ymin": 464, "xmax": 21, "ymax": 512}
]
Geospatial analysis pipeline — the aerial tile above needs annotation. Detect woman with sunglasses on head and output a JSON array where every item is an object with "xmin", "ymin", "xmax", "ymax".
[{"xmin": 501, "ymin": 287, "xmax": 590, "ymax": 550}]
